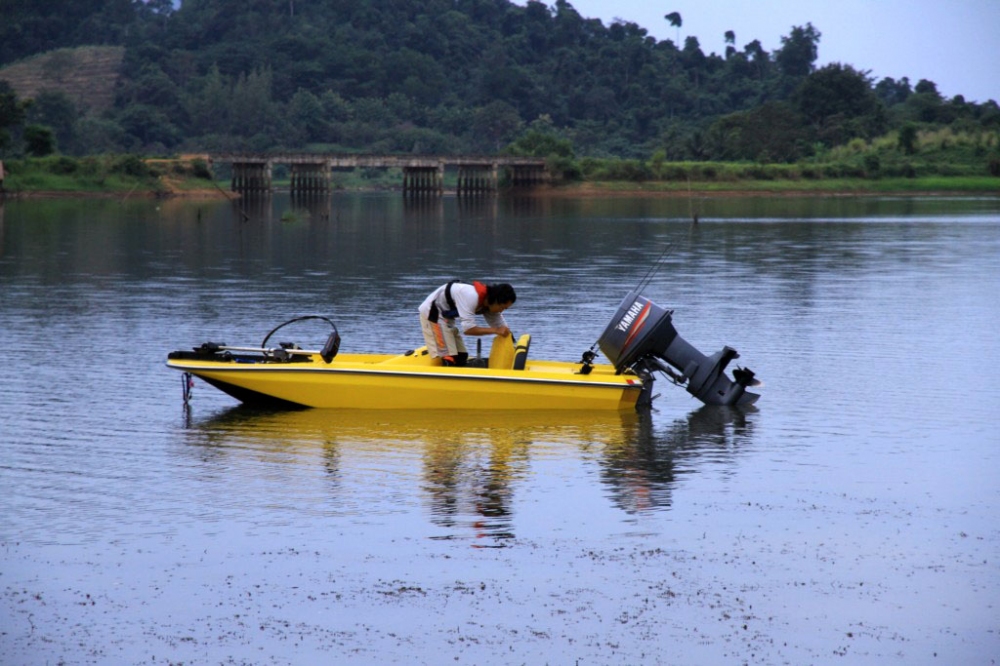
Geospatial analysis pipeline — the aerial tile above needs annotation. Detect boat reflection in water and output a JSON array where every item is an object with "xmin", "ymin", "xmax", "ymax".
[{"xmin": 182, "ymin": 406, "xmax": 755, "ymax": 545}]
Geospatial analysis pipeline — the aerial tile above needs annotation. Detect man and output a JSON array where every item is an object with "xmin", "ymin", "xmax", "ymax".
[{"xmin": 419, "ymin": 281, "xmax": 516, "ymax": 366}]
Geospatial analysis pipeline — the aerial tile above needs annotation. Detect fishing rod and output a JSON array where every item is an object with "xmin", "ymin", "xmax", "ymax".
[
  {"xmin": 577, "ymin": 233, "xmax": 684, "ymax": 373},
  {"xmin": 633, "ymin": 236, "xmax": 679, "ymax": 296}
]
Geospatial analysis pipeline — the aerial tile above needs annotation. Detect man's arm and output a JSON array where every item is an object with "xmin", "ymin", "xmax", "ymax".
[{"xmin": 464, "ymin": 324, "xmax": 510, "ymax": 337}]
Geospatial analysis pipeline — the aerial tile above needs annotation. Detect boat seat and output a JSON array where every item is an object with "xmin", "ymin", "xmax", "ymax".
[
  {"xmin": 512, "ymin": 334, "xmax": 530, "ymax": 370},
  {"xmin": 488, "ymin": 333, "xmax": 531, "ymax": 370},
  {"xmin": 488, "ymin": 335, "xmax": 514, "ymax": 369}
]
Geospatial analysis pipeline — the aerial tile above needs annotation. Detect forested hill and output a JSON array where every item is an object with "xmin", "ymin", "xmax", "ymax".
[{"xmin": 1, "ymin": 0, "xmax": 997, "ymax": 162}]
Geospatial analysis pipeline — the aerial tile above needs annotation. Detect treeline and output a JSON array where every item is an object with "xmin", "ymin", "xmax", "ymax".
[{"xmin": 1, "ymin": 0, "xmax": 999, "ymax": 167}]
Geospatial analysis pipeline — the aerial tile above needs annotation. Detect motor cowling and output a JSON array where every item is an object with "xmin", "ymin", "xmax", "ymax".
[{"xmin": 597, "ymin": 291, "xmax": 759, "ymax": 407}]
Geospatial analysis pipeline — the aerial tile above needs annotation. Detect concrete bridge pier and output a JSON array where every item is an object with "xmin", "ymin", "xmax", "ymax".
[
  {"xmin": 403, "ymin": 166, "xmax": 443, "ymax": 196},
  {"xmin": 290, "ymin": 163, "xmax": 330, "ymax": 194},
  {"xmin": 213, "ymin": 153, "xmax": 547, "ymax": 196},
  {"xmin": 509, "ymin": 164, "xmax": 547, "ymax": 187},
  {"xmin": 231, "ymin": 161, "xmax": 271, "ymax": 193},
  {"xmin": 457, "ymin": 164, "xmax": 498, "ymax": 195}
]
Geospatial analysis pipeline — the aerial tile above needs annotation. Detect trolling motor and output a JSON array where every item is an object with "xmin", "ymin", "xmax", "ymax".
[{"xmin": 597, "ymin": 291, "xmax": 760, "ymax": 407}]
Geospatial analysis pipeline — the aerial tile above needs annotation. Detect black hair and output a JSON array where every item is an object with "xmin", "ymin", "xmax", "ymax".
[{"xmin": 486, "ymin": 283, "xmax": 516, "ymax": 305}]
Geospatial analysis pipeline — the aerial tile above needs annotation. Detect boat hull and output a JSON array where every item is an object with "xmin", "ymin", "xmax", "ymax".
[{"xmin": 167, "ymin": 352, "xmax": 644, "ymax": 411}]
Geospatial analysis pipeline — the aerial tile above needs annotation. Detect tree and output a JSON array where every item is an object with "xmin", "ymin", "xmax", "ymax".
[
  {"xmin": 186, "ymin": 65, "xmax": 231, "ymax": 136},
  {"xmin": 681, "ymin": 36, "xmax": 706, "ymax": 85},
  {"xmin": 776, "ymin": 23, "xmax": 821, "ymax": 77},
  {"xmin": 795, "ymin": 63, "xmax": 885, "ymax": 145},
  {"xmin": 286, "ymin": 88, "xmax": 329, "ymax": 145},
  {"xmin": 23, "ymin": 125, "xmax": 57, "ymax": 157},
  {"xmin": 470, "ymin": 100, "xmax": 523, "ymax": 152},
  {"xmin": 743, "ymin": 39, "xmax": 769, "ymax": 80},
  {"xmin": 26, "ymin": 91, "xmax": 77, "ymax": 154},
  {"xmin": 796, "ymin": 64, "xmax": 878, "ymax": 122},
  {"xmin": 664, "ymin": 11, "xmax": 681, "ymax": 44},
  {"xmin": 724, "ymin": 30, "xmax": 736, "ymax": 59},
  {"xmin": 0, "ymin": 82, "xmax": 29, "ymax": 153},
  {"xmin": 707, "ymin": 102, "xmax": 807, "ymax": 162},
  {"xmin": 903, "ymin": 80, "xmax": 946, "ymax": 123},
  {"xmin": 898, "ymin": 123, "xmax": 918, "ymax": 155},
  {"xmin": 584, "ymin": 84, "xmax": 620, "ymax": 122},
  {"xmin": 73, "ymin": 116, "xmax": 127, "ymax": 154},
  {"xmin": 505, "ymin": 127, "xmax": 574, "ymax": 159},
  {"xmin": 4, "ymin": 0, "xmax": 994, "ymax": 160},
  {"xmin": 117, "ymin": 104, "xmax": 180, "ymax": 148},
  {"xmin": 230, "ymin": 67, "xmax": 280, "ymax": 138},
  {"xmin": 118, "ymin": 63, "xmax": 185, "ymax": 119},
  {"xmin": 914, "ymin": 79, "xmax": 941, "ymax": 98},
  {"xmin": 875, "ymin": 77, "xmax": 912, "ymax": 106},
  {"xmin": 0, "ymin": 0, "xmax": 135, "ymax": 63}
]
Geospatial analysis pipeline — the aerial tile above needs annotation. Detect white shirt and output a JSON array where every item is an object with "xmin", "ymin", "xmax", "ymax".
[{"xmin": 419, "ymin": 282, "xmax": 507, "ymax": 333}]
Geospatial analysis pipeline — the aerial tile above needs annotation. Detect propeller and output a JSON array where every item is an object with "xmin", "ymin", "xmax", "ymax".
[{"xmin": 733, "ymin": 366, "xmax": 763, "ymax": 388}]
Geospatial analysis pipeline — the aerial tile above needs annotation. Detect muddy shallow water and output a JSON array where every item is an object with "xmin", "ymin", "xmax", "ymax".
[{"xmin": 2, "ymin": 194, "xmax": 998, "ymax": 664}]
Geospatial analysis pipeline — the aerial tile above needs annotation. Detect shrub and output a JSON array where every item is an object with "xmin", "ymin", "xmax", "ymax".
[
  {"xmin": 847, "ymin": 138, "xmax": 868, "ymax": 153},
  {"xmin": 898, "ymin": 124, "xmax": 918, "ymax": 155},
  {"xmin": 110, "ymin": 154, "xmax": 151, "ymax": 177},
  {"xmin": 24, "ymin": 125, "xmax": 56, "ymax": 157},
  {"xmin": 618, "ymin": 160, "xmax": 651, "ymax": 181},
  {"xmin": 48, "ymin": 156, "xmax": 79, "ymax": 175},
  {"xmin": 191, "ymin": 158, "xmax": 213, "ymax": 180},
  {"xmin": 863, "ymin": 153, "xmax": 881, "ymax": 177},
  {"xmin": 78, "ymin": 157, "xmax": 101, "ymax": 176},
  {"xmin": 546, "ymin": 155, "xmax": 581, "ymax": 181},
  {"xmin": 659, "ymin": 164, "xmax": 689, "ymax": 180}
]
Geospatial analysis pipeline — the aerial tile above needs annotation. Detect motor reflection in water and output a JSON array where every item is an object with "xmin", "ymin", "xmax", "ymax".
[
  {"xmin": 181, "ymin": 405, "xmax": 755, "ymax": 545},
  {"xmin": 599, "ymin": 406, "xmax": 756, "ymax": 514}
]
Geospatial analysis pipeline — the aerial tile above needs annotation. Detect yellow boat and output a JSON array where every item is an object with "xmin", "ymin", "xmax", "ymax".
[
  {"xmin": 168, "ymin": 340, "xmax": 644, "ymax": 411},
  {"xmin": 166, "ymin": 292, "xmax": 760, "ymax": 410}
]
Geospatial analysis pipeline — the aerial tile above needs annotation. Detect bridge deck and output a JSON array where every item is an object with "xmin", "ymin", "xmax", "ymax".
[
  {"xmin": 213, "ymin": 153, "xmax": 547, "ymax": 195},
  {"xmin": 211, "ymin": 153, "xmax": 545, "ymax": 168}
]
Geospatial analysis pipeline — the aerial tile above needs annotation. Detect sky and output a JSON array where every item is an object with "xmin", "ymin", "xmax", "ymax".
[{"xmin": 535, "ymin": 0, "xmax": 1000, "ymax": 104}]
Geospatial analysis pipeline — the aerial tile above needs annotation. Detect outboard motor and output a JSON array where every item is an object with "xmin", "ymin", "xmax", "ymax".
[{"xmin": 598, "ymin": 291, "xmax": 760, "ymax": 407}]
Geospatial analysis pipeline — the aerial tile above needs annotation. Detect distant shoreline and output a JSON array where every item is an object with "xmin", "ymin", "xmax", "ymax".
[
  {"xmin": 528, "ymin": 182, "xmax": 1000, "ymax": 198},
  {"xmin": 3, "ymin": 178, "xmax": 998, "ymax": 201}
]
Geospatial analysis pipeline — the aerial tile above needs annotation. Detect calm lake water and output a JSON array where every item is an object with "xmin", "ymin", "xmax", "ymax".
[{"xmin": 2, "ymin": 192, "xmax": 999, "ymax": 665}]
